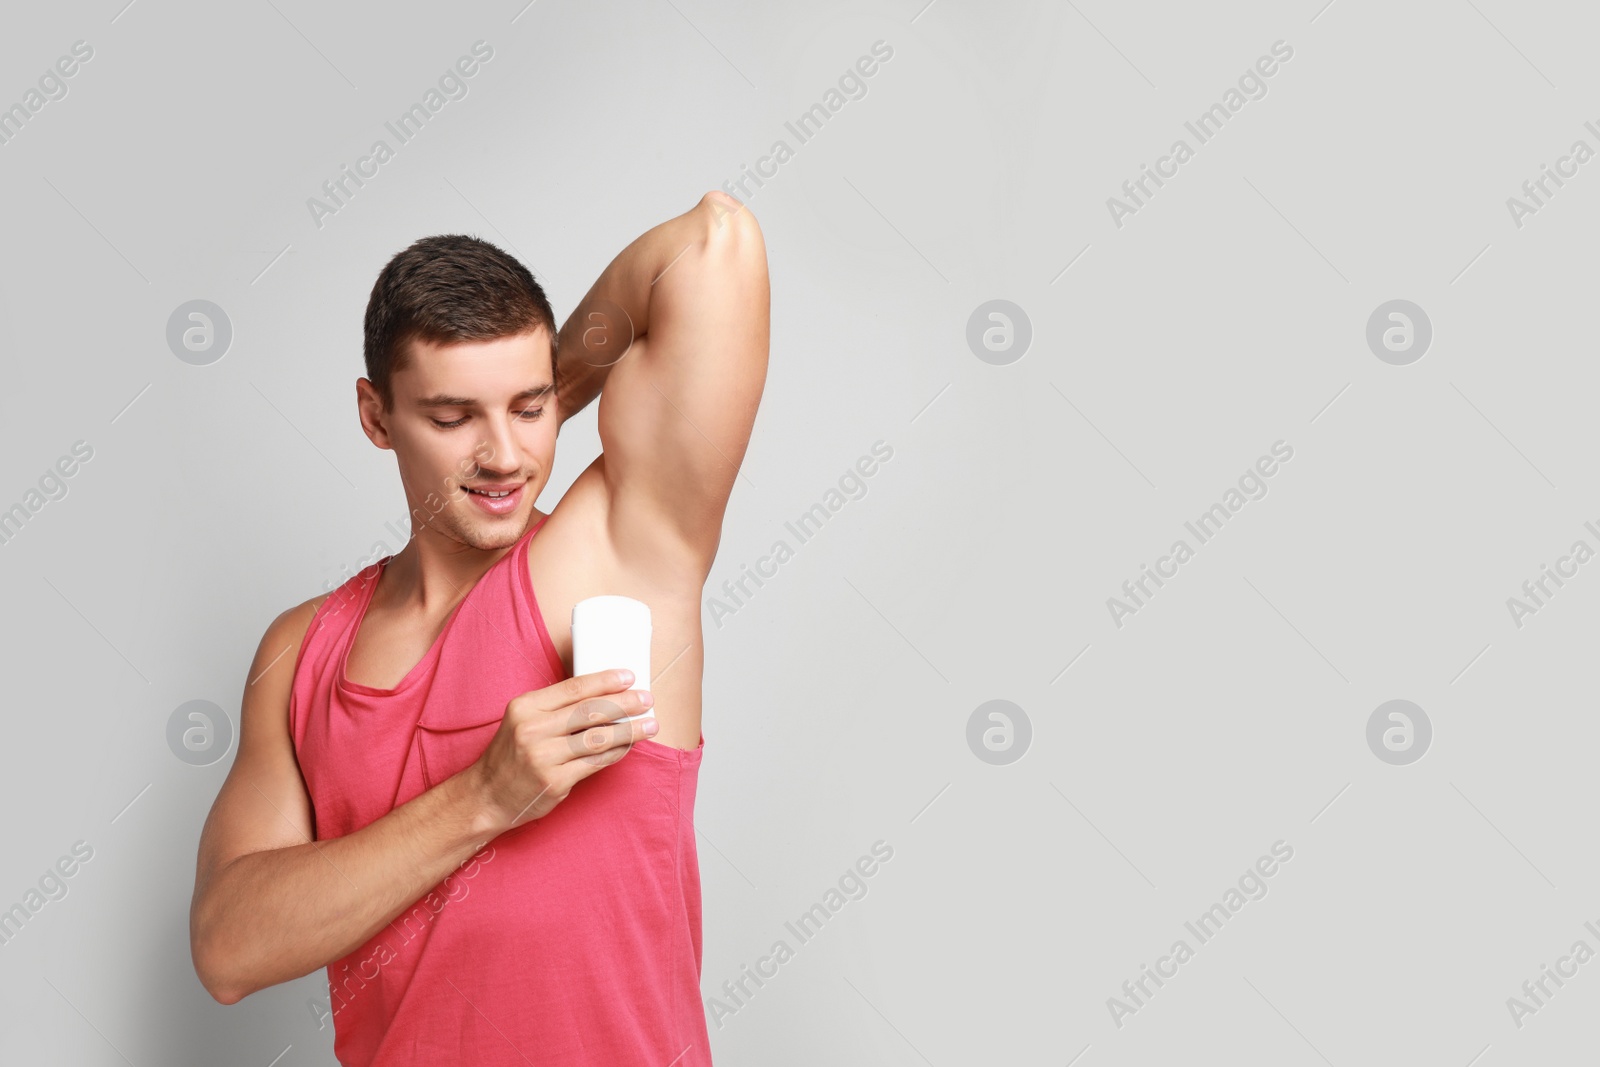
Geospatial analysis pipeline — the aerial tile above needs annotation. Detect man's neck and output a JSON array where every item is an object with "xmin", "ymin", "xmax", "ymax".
[{"xmin": 381, "ymin": 511, "xmax": 544, "ymax": 614}]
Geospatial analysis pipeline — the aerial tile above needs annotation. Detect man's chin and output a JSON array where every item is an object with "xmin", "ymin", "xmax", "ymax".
[{"xmin": 457, "ymin": 510, "xmax": 533, "ymax": 550}]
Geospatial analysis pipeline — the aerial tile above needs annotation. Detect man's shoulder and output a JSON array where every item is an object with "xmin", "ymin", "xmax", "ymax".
[
  {"xmin": 284, "ymin": 587, "xmax": 342, "ymax": 629},
  {"xmin": 237, "ymin": 592, "xmax": 336, "ymax": 729},
  {"xmin": 257, "ymin": 591, "xmax": 339, "ymax": 672}
]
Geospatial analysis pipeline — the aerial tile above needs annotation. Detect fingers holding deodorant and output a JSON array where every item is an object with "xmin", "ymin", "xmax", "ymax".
[{"xmin": 471, "ymin": 669, "xmax": 657, "ymax": 835}]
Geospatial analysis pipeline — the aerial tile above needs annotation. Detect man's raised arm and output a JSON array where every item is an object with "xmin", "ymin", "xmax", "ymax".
[{"xmin": 555, "ymin": 191, "xmax": 770, "ymax": 567}]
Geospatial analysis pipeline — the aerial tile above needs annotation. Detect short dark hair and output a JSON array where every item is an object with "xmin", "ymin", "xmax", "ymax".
[{"xmin": 363, "ymin": 234, "xmax": 558, "ymax": 412}]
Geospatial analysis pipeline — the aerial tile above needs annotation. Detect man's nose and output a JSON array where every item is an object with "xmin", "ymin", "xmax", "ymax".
[{"xmin": 473, "ymin": 416, "xmax": 524, "ymax": 479}]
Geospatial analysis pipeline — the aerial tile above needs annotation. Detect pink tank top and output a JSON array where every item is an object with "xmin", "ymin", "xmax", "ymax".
[{"xmin": 288, "ymin": 515, "xmax": 710, "ymax": 1066}]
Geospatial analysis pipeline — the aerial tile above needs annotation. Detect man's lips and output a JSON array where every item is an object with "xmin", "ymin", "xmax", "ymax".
[{"xmin": 463, "ymin": 481, "xmax": 525, "ymax": 515}]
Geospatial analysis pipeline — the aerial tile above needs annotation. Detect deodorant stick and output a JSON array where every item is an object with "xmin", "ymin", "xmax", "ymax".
[{"xmin": 571, "ymin": 595, "xmax": 654, "ymax": 724}]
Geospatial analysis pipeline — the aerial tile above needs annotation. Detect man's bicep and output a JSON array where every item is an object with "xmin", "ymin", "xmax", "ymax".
[
  {"xmin": 595, "ymin": 202, "xmax": 770, "ymax": 562},
  {"xmin": 194, "ymin": 603, "xmax": 318, "ymax": 892}
]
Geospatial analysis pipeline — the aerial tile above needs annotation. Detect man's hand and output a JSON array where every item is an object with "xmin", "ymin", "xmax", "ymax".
[{"xmin": 469, "ymin": 669, "xmax": 659, "ymax": 834}]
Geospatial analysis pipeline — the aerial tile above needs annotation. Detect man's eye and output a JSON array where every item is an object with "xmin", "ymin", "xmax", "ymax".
[{"xmin": 431, "ymin": 409, "xmax": 542, "ymax": 430}]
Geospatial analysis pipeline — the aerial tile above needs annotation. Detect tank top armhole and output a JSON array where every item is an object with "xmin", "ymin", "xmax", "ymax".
[
  {"xmin": 285, "ymin": 592, "xmax": 338, "ymax": 741},
  {"xmin": 516, "ymin": 517, "xmax": 566, "ymax": 680}
]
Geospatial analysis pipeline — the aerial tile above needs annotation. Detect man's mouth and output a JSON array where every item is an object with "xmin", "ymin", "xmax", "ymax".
[{"xmin": 463, "ymin": 482, "xmax": 525, "ymax": 514}]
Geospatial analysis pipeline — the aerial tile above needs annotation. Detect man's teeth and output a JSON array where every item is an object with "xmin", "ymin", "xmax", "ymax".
[{"xmin": 471, "ymin": 488, "xmax": 512, "ymax": 497}]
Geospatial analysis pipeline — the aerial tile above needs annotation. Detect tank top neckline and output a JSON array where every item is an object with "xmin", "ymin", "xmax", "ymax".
[{"xmin": 337, "ymin": 514, "xmax": 550, "ymax": 698}]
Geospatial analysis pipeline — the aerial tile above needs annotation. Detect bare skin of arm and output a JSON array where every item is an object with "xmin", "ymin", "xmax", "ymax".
[
  {"xmin": 188, "ymin": 600, "xmax": 655, "ymax": 1005},
  {"xmin": 555, "ymin": 191, "xmax": 769, "ymax": 564}
]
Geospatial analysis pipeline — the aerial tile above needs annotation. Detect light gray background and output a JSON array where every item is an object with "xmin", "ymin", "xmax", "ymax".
[{"xmin": 1, "ymin": 0, "xmax": 1595, "ymax": 1063}]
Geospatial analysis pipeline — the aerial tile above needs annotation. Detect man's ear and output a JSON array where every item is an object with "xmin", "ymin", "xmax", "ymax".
[{"xmin": 356, "ymin": 378, "xmax": 394, "ymax": 450}]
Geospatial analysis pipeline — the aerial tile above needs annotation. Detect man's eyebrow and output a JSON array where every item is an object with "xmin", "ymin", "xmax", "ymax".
[{"xmin": 415, "ymin": 383, "xmax": 554, "ymax": 408}]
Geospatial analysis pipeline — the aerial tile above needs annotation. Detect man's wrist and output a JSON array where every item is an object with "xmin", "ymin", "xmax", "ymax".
[
  {"xmin": 451, "ymin": 760, "xmax": 510, "ymax": 844},
  {"xmin": 553, "ymin": 306, "xmax": 621, "ymax": 424}
]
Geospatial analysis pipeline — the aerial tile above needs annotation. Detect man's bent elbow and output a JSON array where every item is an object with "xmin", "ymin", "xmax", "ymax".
[
  {"xmin": 699, "ymin": 189, "xmax": 763, "ymax": 247},
  {"xmin": 207, "ymin": 983, "xmax": 246, "ymax": 1007},
  {"xmin": 194, "ymin": 948, "xmax": 247, "ymax": 1005},
  {"xmin": 191, "ymin": 905, "xmax": 249, "ymax": 1005}
]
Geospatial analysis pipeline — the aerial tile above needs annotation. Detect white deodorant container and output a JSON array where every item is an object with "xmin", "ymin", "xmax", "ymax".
[{"xmin": 571, "ymin": 595, "xmax": 654, "ymax": 724}]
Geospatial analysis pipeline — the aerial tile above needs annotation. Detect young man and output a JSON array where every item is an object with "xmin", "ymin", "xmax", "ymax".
[{"xmin": 188, "ymin": 190, "xmax": 768, "ymax": 1066}]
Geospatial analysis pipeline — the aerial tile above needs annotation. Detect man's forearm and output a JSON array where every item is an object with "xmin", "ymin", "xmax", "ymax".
[
  {"xmin": 191, "ymin": 764, "xmax": 496, "ymax": 1004},
  {"xmin": 554, "ymin": 195, "xmax": 730, "ymax": 424}
]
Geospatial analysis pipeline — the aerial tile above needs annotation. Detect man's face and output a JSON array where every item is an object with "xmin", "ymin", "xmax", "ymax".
[{"xmin": 362, "ymin": 327, "xmax": 559, "ymax": 552}]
